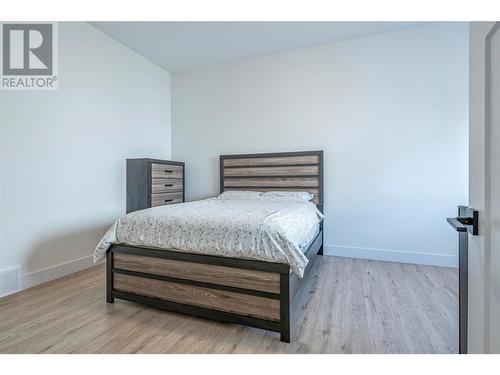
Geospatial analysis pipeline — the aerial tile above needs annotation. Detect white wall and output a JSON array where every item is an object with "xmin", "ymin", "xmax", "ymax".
[
  {"xmin": 172, "ymin": 22, "xmax": 468, "ymax": 267},
  {"xmin": 0, "ymin": 22, "xmax": 172, "ymax": 295}
]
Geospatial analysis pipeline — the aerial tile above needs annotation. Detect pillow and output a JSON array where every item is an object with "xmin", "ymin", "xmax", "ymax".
[
  {"xmin": 261, "ymin": 191, "xmax": 314, "ymax": 202},
  {"xmin": 217, "ymin": 191, "xmax": 263, "ymax": 200},
  {"xmin": 258, "ymin": 195, "xmax": 306, "ymax": 203}
]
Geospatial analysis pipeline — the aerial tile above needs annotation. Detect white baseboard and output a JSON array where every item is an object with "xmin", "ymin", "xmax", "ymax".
[
  {"xmin": 21, "ymin": 255, "xmax": 99, "ymax": 291},
  {"xmin": 324, "ymin": 244, "xmax": 458, "ymax": 268},
  {"xmin": 0, "ymin": 266, "xmax": 21, "ymax": 298}
]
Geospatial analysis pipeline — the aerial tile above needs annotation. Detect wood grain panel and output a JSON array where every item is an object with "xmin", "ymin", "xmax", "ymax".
[
  {"xmin": 151, "ymin": 179, "xmax": 183, "ymax": 193},
  {"xmin": 221, "ymin": 151, "xmax": 323, "ymax": 208},
  {"xmin": 113, "ymin": 253, "xmax": 280, "ymax": 294},
  {"xmin": 224, "ymin": 165, "xmax": 319, "ymax": 177},
  {"xmin": 114, "ymin": 273, "xmax": 280, "ymax": 321},
  {"xmin": 151, "ymin": 163, "xmax": 183, "ymax": 179},
  {"xmin": 150, "ymin": 192, "xmax": 183, "ymax": 207},
  {"xmin": 224, "ymin": 177, "xmax": 319, "ymax": 188},
  {"xmin": 224, "ymin": 187, "xmax": 320, "ymax": 204},
  {"xmin": 224, "ymin": 155, "xmax": 319, "ymax": 167}
]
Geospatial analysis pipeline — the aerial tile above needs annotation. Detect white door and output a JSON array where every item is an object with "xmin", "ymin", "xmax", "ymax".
[{"xmin": 469, "ymin": 21, "xmax": 500, "ymax": 353}]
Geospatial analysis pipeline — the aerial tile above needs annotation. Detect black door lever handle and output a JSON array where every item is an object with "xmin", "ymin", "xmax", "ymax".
[
  {"xmin": 447, "ymin": 206, "xmax": 479, "ymax": 236},
  {"xmin": 457, "ymin": 217, "xmax": 474, "ymax": 225},
  {"xmin": 447, "ymin": 217, "xmax": 468, "ymax": 232}
]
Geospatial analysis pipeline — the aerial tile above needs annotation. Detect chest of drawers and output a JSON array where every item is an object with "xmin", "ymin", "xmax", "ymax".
[{"xmin": 126, "ymin": 158, "xmax": 185, "ymax": 213}]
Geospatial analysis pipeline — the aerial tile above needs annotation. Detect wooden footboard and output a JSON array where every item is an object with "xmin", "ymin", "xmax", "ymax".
[{"xmin": 106, "ymin": 230, "xmax": 322, "ymax": 342}]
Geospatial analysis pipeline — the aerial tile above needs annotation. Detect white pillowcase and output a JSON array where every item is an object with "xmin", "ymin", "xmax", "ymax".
[
  {"xmin": 217, "ymin": 191, "xmax": 263, "ymax": 200},
  {"xmin": 257, "ymin": 196, "xmax": 306, "ymax": 204},
  {"xmin": 261, "ymin": 191, "xmax": 314, "ymax": 202}
]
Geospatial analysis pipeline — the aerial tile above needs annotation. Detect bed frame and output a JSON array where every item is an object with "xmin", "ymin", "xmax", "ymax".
[{"xmin": 106, "ymin": 150, "xmax": 324, "ymax": 342}]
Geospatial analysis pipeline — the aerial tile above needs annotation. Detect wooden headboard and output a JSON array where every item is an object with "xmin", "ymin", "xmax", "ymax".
[{"xmin": 219, "ymin": 150, "xmax": 324, "ymax": 210}]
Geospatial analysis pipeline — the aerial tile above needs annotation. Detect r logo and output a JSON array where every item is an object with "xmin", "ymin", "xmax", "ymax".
[{"xmin": 2, "ymin": 23, "xmax": 53, "ymax": 76}]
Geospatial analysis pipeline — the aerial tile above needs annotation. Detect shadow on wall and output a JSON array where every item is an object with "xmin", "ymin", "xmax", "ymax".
[
  {"xmin": 212, "ymin": 156, "xmax": 219, "ymax": 195},
  {"xmin": 23, "ymin": 224, "xmax": 110, "ymax": 288}
]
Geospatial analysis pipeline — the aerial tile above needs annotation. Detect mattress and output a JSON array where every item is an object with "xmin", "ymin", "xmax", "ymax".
[{"xmin": 94, "ymin": 196, "xmax": 323, "ymax": 277}]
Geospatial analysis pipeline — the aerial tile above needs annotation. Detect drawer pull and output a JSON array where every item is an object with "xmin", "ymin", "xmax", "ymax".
[
  {"xmin": 164, "ymin": 199, "xmax": 173, "ymax": 203},
  {"xmin": 164, "ymin": 170, "xmax": 173, "ymax": 173},
  {"xmin": 164, "ymin": 184, "xmax": 173, "ymax": 187}
]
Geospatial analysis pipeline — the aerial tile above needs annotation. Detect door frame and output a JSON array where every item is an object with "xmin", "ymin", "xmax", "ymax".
[
  {"xmin": 483, "ymin": 21, "xmax": 500, "ymax": 353},
  {"xmin": 468, "ymin": 21, "xmax": 500, "ymax": 354}
]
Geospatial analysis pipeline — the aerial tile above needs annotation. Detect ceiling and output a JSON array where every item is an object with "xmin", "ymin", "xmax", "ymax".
[{"xmin": 90, "ymin": 22, "xmax": 431, "ymax": 72}]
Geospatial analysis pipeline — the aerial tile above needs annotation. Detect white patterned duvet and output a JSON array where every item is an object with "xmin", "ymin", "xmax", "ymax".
[{"xmin": 94, "ymin": 197, "xmax": 323, "ymax": 277}]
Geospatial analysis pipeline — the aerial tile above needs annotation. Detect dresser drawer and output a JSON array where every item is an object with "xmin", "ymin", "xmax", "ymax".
[
  {"xmin": 151, "ymin": 192, "xmax": 183, "ymax": 207},
  {"xmin": 151, "ymin": 178, "xmax": 183, "ymax": 193},
  {"xmin": 151, "ymin": 163, "xmax": 183, "ymax": 179}
]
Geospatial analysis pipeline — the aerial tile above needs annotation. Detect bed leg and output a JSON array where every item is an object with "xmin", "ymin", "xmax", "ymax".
[
  {"xmin": 106, "ymin": 251, "xmax": 114, "ymax": 303},
  {"xmin": 280, "ymin": 328, "xmax": 290, "ymax": 343},
  {"xmin": 280, "ymin": 273, "xmax": 290, "ymax": 343},
  {"xmin": 318, "ymin": 244, "xmax": 324, "ymax": 256}
]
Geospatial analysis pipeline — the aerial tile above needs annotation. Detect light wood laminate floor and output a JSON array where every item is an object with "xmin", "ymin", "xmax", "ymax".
[{"xmin": 0, "ymin": 256, "xmax": 458, "ymax": 353}]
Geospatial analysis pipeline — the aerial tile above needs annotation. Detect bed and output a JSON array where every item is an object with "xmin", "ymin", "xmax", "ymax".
[{"xmin": 97, "ymin": 150, "xmax": 324, "ymax": 342}]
